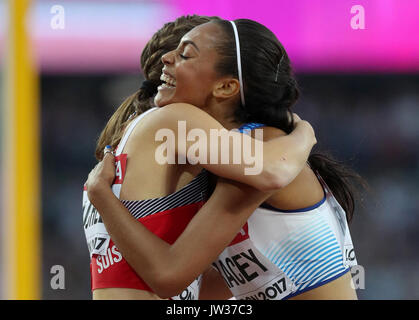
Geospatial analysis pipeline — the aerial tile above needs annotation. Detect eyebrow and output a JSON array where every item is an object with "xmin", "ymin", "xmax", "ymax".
[{"xmin": 181, "ymin": 40, "xmax": 200, "ymax": 52}]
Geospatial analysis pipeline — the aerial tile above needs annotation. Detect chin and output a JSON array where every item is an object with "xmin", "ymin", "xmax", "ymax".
[
  {"xmin": 155, "ymin": 93, "xmax": 176, "ymax": 108},
  {"xmin": 154, "ymin": 95, "xmax": 166, "ymax": 108},
  {"xmin": 155, "ymin": 99, "xmax": 172, "ymax": 108}
]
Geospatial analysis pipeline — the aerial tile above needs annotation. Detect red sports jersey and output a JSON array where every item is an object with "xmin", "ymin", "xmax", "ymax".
[{"xmin": 82, "ymin": 108, "xmax": 209, "ymax": 299}]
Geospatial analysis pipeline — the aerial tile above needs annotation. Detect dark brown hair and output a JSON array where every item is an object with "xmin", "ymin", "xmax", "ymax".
[
  {"xmin": 95, "ymin": 15, "xmax": 220, "ymax": 161},
  {"xmin": 212, "ymin": 19, "xmax": 364, "ymax": 222}
]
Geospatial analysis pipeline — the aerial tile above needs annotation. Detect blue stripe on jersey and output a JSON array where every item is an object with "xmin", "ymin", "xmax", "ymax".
[
  {"xmin": 264, "ymin": 218, "xmax": 325, "ymax": 261},
  {"xmin": 237, "ymin": 121, "xmax": 352, "ymax": 297},
  {"xmin": 265, "ymin": 218, "xmax": 327, "ymax": 262},
  {"xmin": 263, "ymin": 215, "xmax": 347, "ymax": 295},
  {"xmin": 238, "ymin": 123, "xmax": 265, "ymax": 133}
]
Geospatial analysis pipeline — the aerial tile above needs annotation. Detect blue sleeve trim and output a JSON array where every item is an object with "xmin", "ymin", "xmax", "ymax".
[
  {"xmin": 260, "ymin": 191, "xmax": 327, "ymax": 213},
  {"xmin": 238, "ymin": 123, "xmax": 265, "ymax": 133}
]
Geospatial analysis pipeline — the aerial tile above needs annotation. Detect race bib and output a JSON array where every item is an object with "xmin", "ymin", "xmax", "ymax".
[
  {"xmin": 171, "ymin": 275, "xmax": 202, "ymax": 300},
  {"xmin": 82, "ymin": 154, "xmax": 127, "ymax": 257},
  {"xmin": 82, "ymin": 191, "xmax": 111, "ymax": 257},
  {"xmin": 213, "ymin": 238, "xmax": 295, "ymax": 300}
]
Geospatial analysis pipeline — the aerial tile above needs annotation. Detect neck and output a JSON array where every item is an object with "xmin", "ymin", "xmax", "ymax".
[
  {"xmin": 206, "ymin": 99, "xmax": 243, "ymax": 131},
  {"xmin": 217, "ymin": 115, "xmax": 241, "ymax": 131}
]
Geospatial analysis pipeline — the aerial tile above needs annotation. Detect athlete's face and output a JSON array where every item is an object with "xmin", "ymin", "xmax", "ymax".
[{"xmin": 154, "ymin": 22, "xmax": 223, "ymax": 109}]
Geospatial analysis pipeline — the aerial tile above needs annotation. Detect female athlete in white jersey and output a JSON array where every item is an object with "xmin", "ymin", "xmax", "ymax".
[
  {"xmin": 84, "ymin": 15, "xmax": 316, "ymax": 300},
  {"xmin": 86, "ymin": 18, "xmax": 361, "ymax": 299}
]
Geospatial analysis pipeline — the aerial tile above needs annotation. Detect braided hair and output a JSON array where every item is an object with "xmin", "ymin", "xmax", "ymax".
[{"xmin": 95, "ymin": 15, "xmax": 220, "ymax": 160}]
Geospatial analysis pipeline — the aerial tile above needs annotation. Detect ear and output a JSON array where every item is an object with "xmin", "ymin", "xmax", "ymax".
[{"xmin": 212, "ymin": 78, "xmax": 240, "ymax": 99}]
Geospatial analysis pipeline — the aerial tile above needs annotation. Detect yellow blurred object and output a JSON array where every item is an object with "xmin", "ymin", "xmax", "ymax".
[{"xmin": 2, "ymin": 0, "xmax": 41, "ymax": 299}]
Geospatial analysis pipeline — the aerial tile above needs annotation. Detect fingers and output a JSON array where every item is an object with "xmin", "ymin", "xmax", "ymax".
[
  {"xmin": 104, "ymin": 145, "xmax": 116, "ymax": 161},
  {"xmin": 291, "ymin": 113, "xmax": 316, "ymax": 145},
  {"xmin": 104, "ymin": 152, "xmax": 115, "ymax": 161},
  {"xmin": 85, "ymin": 145, "xmax": 117, "ymax": 191},
  {"xmin": 103, "ymin": 145, "xmax": 114, "ymax": 157},
  {"xmin": 292, "ymin": 113, "xmax": 302, "ymax": 123},
  {"xmin": 103, "ymin": 146, "xmax": 116, "ymax": 169}
]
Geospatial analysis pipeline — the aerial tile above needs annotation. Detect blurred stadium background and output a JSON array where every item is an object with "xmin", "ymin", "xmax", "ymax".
[{"xmin": 0, "ymin": 0, "xmax": 418, "ymax": 299}]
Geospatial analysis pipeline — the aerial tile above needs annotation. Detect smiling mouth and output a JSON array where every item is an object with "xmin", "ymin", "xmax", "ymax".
[{"xmin": 159, "ymin": 73, "xmax": 177, "ymax": 89}]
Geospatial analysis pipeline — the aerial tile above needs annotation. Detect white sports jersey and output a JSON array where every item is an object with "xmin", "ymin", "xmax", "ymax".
[{"xmin": 211, "ymin": 123, "xmax": 357, "ymax": 300}]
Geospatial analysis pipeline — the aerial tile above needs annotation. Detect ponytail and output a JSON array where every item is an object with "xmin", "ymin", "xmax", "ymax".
[
  {"xmin": 308, "ymin": 152, "xmax": 366, "ymax": 223},
  {"xmin": 95, "ymin": 83, "xmax": 156, "ymax": 161}
]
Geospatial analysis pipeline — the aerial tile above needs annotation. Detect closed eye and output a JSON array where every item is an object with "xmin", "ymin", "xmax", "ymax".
[{"xmin": 180, "ymin": 54, "xmax": 190, "ymax": 60}]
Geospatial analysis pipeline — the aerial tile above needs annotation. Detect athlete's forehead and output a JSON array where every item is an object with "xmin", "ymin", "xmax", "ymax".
[{"xmin": 179, "ymin": 22, "xmax": 221, "ymax": 52}]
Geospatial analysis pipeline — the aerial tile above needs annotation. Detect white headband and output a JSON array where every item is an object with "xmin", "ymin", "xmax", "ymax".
[{"xmin": 229, "ymin": 21, "xmax": 245, "ymax": 106}]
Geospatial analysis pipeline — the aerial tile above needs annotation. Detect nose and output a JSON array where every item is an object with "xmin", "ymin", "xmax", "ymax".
[{"xmin": 161, "ymin": 50, "xmax": 175, "ymax": 65}]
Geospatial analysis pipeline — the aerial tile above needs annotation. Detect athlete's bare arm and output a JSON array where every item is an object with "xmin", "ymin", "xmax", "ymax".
[
  {"xmin": 86, "ymin": 126, "xmax": 356, "ymax": 300},
  {"xmin": 199, "ymin": 267, "xmax": 233, "ymax": 300},
  {"xmin": 86, "ymin": 105, "xmax": 316, "ymax": 298},
  {"xmin": 145, "ymin": 103, "xmax": 316, "ymax": 191},
  {"xmin": 87, "ymin": 163, "xmax": 273, "ymax": 298}
]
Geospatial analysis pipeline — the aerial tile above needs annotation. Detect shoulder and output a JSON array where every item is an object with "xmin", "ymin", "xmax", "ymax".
[
  {"xmin": 128, "ymin": 103, "xmax": 219, "ymax": 141},
  {"xmin": 154, "ymin": 103, "xmax": 209, "ymax": 121},
  {"xmin": 251, "ymin": 126, "xmax": 287, "ymax": 142},
  {"xmin": 145, "ymin": 103, "xmax": 222, "ymax": 132}
]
